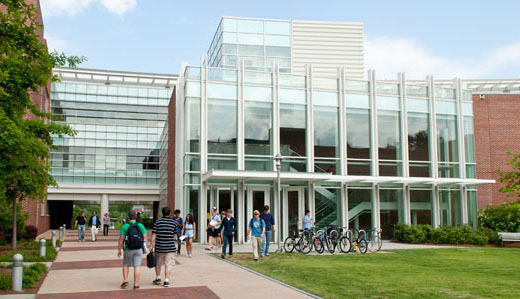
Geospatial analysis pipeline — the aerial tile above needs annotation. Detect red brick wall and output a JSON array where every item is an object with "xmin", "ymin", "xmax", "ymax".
[
  {"xmin": 473, "ymin": 94, "xmax": 520, "ymax": 208},
  {"xmin": 167, "ymin": 87, "xmax": 177, "ymax": 210}
]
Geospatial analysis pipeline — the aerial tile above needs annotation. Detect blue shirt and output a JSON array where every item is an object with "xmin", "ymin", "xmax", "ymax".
[
  {"xmin": 303, "ymin": 215, "xmax": 311, "ymax": 230},
  {"xmin": 249, "ymin": 218, "xmax": 265, "ymax": 237},
  {"xmin": 259, "ymin": 213, "xmax": 274, "ymax": 231},
  {"xmin": 173, "ymin": 217, "xmax": 183, "ymax": 235},
  {"xmin": 92, "ymin": 216, "xmax": 98, "ymax": 226}
]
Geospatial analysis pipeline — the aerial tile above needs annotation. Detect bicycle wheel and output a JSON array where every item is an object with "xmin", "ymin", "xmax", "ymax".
[
  {"xmin": 325, "ymin": 236, "xmax": 336, "ymax": 254},
  {"xmin": 367, "ymin": 231, "xmax": 378, "ymax": 253},
  {"xmin": 313, "ymin": 236, "xmax": 324, "ymax": 254},
  {"xmin": 358, "ymin": 239, "xmax": 368, "ymax": 254},
  {"xmin": 338, "ymin": 236, "xmax": 352, "ymax": 253},
  {"xmin": 300, "ymin": 234, "xmax": 313, "ymax": 254},
  {"xmin": 377, "ymin": 231, "xmax": 383, "ymax": 251},
  {"xmin": 283, "ymin": 237, "xmax": 295, "ymax": 253}
]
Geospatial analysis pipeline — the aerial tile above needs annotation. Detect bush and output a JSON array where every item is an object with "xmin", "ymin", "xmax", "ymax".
[
  {"xmin": 479, "ymin": 201, "xmax": 520, "ymax": 233},
  {"xmin": 0, "ymin": 274, "xmax": 10, "ymax": 290},
  {"xmin": 23, "ymin": 225, "xmax": 38, "ymax": 240},
  {"xmin": 393, "ymin": 224, "xmax": 488, "ymax": 246},
  {"xmin": 0, "ymin": 202, "xmax": 28, "ymax": 242}
]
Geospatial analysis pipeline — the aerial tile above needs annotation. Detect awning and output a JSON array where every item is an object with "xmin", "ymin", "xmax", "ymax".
[{"xmin": 201, "ymin": 170, "xmax": 495, "ymax": 186}]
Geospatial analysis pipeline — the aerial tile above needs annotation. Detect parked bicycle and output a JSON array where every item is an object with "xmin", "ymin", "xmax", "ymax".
[
  {"xmin": 314, "ymin": 225, "xmax": 339, "ymax": 254},
  {"xmin": 349, "ymin": 228, "xmax": 368, "ymax": 254},
  {"xmin": 284, "ymin": 229, "xmax": 314, "ymax": 254},
  {"xmin": 365, "ymin": 228, "xmax": 383, "ymax": 253}
]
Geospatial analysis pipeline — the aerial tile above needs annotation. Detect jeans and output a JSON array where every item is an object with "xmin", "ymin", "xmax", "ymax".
[
  {"xmin": 261, "ymin": 230, "xmax": 272, "ymax": 255},
  {"xmin": 177, "ymin": 236, "xmax": 182, "ymax": 255},
  {"xmin": 103, "ymin": 224, "xmax": 109, "ymax": 236},
  {"xmin": 78, "ymin": 225, "xmax": 85, "ymax": 241},
  {"xmin": 222, "ymin": 234, "xmax": 233, "ymax": 255}
]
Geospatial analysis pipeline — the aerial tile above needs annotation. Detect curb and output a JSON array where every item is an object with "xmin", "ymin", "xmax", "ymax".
[{"xmin": 206, "ymin": 253, "xmax": 322, "ymax": 299}]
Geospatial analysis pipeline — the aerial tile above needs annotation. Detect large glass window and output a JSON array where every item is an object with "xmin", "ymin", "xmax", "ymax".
[
  {"xmin": 378, "ymin": 110, "xmax": 401, "ymax": 176},
  {"xmin": 348, "ymin": 188, "xmax": 372, "ymax": 230},
  {"xmin": 437, "ymin": 114, "xmax": 459, "ymax": 178},
  {"xmin": 315, "ymin": 188, "xmax": 341, "ymax": 229},
  {"xmin": 410, "ymin": 190, "xmax": 432, "ymax": 225},
  {"xmin": 408, "ymin": 112, "xmax": 430, "ymax": 177},
  {"xmin": 185, "ymin": 98, "xmax": 200, "ymax": 153},
  {"xmin": 244, "ymin": 101, "xmax": 272, "ymax": 155},
  {"xmin": 314, "ymin": 106, "xmax": 339, "ymax": 158},
  {"xmin": 379, "ymin": 189, "xmax": 404, "ymax": 239},
  {"xmin": 439, "ymin": 189, "xmax": 462, "ymax": 226},
  {"xmin": 467, "ymin": 190, "xmax": 478, "ymax": 229},
  {"xmin": 207, "ymin": 99, "xmax": 237, "ymax": 154},
  {"xmin": 464, "ymin": 116, "xmax": 476, "ymax": 178},
  {"xmin": 347, "ymin": 108, "xmax": 371, "ymax": 176},
  {"xmin": 280, "ymin": 104, "xmax": 306, "ymax": 157}
]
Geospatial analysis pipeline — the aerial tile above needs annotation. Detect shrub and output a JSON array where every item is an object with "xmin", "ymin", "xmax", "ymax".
[
  {"xmin": 0, "ymin": 274, "xmax": 10, "ymax": 290},
  {"xmin": 23, "ymin": 225, "xmax": 38, "ymax": 240},
  {"xmin": 393, "ymin": 224, "xmax": 488, "ymax": 246},
  {"xmin": 478, "ymin": 201, "xmax": 520, "ymax": 233}
]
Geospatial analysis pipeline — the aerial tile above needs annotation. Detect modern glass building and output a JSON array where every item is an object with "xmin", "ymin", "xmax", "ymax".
[
  {"xmin": 175, "ymin": 64, "xmax": 494, "ymax": 243},
  {"xmin": 47, "ymin": 67, "xmax": 177, "ymax": 227}
]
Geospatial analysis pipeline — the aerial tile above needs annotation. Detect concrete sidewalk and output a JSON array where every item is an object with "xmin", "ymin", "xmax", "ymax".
[{"xmin": 36, "ymin": 230, "xmax": 310, "ymax": 298}]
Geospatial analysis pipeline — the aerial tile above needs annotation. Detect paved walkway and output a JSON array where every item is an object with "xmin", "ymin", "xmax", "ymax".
[{"xmin": 36, "ymin": 230, "xmax": 310, "ymax": 299}]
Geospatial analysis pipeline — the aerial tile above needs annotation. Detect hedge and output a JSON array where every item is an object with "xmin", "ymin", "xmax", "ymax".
[
  {"xmin": 393, "ymin": 224, "xmax": 488, "ymax": 246},
  {"xmin": 0, "ymin": 263, "xmax": 47, "ymax": 290}
]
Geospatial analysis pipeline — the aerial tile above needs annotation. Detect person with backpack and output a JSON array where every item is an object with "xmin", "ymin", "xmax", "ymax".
[
  {"xmin": 247, "ymin": 210, "xmax": 266, "ymax": 261},
  {"xmin": 118, "ymin": 210, "xmax": 147, "ymax": 290},
  {"xmin": 150, "ymin": 207, "xmax": 178, "ymax": 287}
]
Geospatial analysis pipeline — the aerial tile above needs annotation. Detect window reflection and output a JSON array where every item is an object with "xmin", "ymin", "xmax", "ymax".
[
  {"xmin": 347, "ymin": 108, "xmax": 370, "ymax": 159},
  {"xmin": 207, "ymin": 99, "xmax": 237, "ymax": 154},
  {"xmin": 280, "ymin": 104, "xmax": 306, "ymax": 157},
  {"xmin": 314, "ymin": 106, "xmax": 339, "ymax": 158},
  {"xmin": 377, "ymin": 110, "xmax": 401, "ymax": 160},
  {"xmin": 244, "ymin": 101, "xmax": 272, "ymax": 155}
]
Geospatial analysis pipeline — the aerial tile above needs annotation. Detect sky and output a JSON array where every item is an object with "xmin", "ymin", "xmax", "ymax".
[{"xmin": 40, "ymin": 0, "xmax": 520, "ymax": 79}]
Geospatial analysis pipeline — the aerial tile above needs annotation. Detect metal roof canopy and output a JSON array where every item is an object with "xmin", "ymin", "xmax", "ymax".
[{"xmin": 202, "ymin": 170, "xmax": 495, "ymax": 186}]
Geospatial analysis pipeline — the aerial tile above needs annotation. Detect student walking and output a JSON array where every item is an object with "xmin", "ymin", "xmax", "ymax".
[
  {"xmin": 221, "ymin": 209, "xmax": 236, "ymax": 259},
  {"xmin": 151, "ymin": 207, "xmax": 178, "ymax": 287},
  {"xmin": 217, "ymin": 210, "xmax": 226, "ymax": 249},
  {"xmin": 205, "ymin": 208, "xmax": 221, "ymax": 251},
  {"xmin": 88, "ymin": 211, "xmax": 101, "ymax": 242},
  {"xmin": 118, "ymin": 210, "xmax": 147, "ymax": 290},
  {"xmin": 74, "ymin": 212, "xmax": 87, "ymax": 242},
  {"xmin": 103, "ymin": 213, "xmax": 110, "ymax": 236},
  {"xmin": 259, "ymin": 205, "xmax": 275, "ymax": 257},
  {"xmin": 172, "ymin": 209, "xmax": 183, "ymax": 256},
  {"xmin": 247, "ymin": 210, "xmax": 266, "ymax": 261},
  {"xmin": 181, "ymin": 214, "xmax": 196, "ymax": 257}
]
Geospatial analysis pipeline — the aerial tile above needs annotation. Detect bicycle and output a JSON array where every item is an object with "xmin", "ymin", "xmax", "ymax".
[
  {"xmin": 338, "ymin": 227, "xmax": 352, "ymax": 253},
  {"xmin": 314, "ymin": 226, "xmax": 338, "ymax": 254},
  {"xmin": 365, "ymin": 228, "xmax": 383, "ymax": 253},
  {"xmin": 284, "ymin": 229, "xmax": 313, "ymax": 254},
  {"xmin": 350, "ymin": 228, "xmax": 368, "ymax": 254}
]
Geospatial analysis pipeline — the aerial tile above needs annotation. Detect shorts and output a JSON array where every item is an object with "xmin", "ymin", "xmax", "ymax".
[
  {"xmin": 156, "ymin": 252, "xmax": 176, "ymax": 271},
  {"xmin": 185, "ymin": 230, "xmax": 194, "ymax": 239},
  {"xmin": 209, "ymin": 228, "xmax": 219, "ymax": 238},
  {"xmin": 123, "ymin": 249, "xmax": 142, "ymax": 267}
]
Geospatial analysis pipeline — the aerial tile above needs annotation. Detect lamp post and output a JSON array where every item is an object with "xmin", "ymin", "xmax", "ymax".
[{"xmin": 274, "ymin": 153, "xmax": 282, "ymax": 251}]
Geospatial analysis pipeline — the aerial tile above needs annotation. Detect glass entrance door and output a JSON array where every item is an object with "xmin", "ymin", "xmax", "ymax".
[
  {"xmin": 246, "ymin": 187, "xmax": 270, "ymax": 242},
  {"xmin": 282, "ymin": 187, "xmax": 304, "ymax": 241}
]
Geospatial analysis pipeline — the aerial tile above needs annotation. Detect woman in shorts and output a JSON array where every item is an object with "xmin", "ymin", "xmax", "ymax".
[{"xmin": 182, "ymin": 214, "xmax": 196, "ymax": 258}]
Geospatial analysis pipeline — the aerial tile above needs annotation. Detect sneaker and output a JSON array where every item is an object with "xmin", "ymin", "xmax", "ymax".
[
  {"xmin": 153, "ymin": 278, "xmax": 161, "ymax": 285},
  {"xmin": 120, "ymin": 282, "xmax": 129, "ymax": 289},
  {"xmin": 188, "ymin": 254, "xmax": 192, "ymax": 258},
  {"xmin": 266, "ymin": 253, "xmax": 270, "ymax": 256},
  {"xmin": 221, "ymin": 254, "xmax": 225, "ymax": 259},
  {"xmin": 254, "ymin": 258, "xmax": 258, "ymax": 261},
  {"xmin": 163, "ymin": 281, "xmax": 170, "ymax": 288},
  {"xmin": 261, "ymin": 254, "xmax": 264, "ymax": 257},
  {"xmin": 229, "ymin": 254, "xmax": 233, "ymax": 258}
]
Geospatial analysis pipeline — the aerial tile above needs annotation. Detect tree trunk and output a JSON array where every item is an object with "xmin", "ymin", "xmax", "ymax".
[{"xmin": 12, "ymin": 197, "xmax": 17, "ymax": 250}]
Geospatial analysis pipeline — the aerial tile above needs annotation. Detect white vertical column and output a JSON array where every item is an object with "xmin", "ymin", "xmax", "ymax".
[
  {"xmin": 344, "ymin": 184, "xmax": 349, "ymax": 229},
  {"xmin": 339, "ymin": 67, "xmax": 347, "ymax": 176},
  {"xmin": 306, "ymin": 64, "xmax": 314, "ymax": 172},
  {"xmin": 237, "ymin": 62, "xmax": 245, "ymax": 171},
  {"xmin": 398, "ymin": 73, "xmax": 410, "ymax": 224},
  {"xmin": 100, "ymin": 194, "xmax": 109, "ymax": 218},
  {"xmin": 238, "ymin": 181, "xmax": 245, "ymax": 243},
  {"xmin": 200, "ymin": 182, "xmax": 207, "ymax": 243},
  {"xmin": 427, "ymin": 75, "xmax": 440, "ymax": 228},
  {"xmin": 454, "ymin": 78, "xmax": 468, "ymax": 224},
  {"xmin": 372, "ymin": 184, "xmax": 380, "ymax": 229},
  {"xmin": 273, "ymin": 64, "xmax": 280, "ymax": 160},
  {"xmin": 199, "ymin": 58, "xmax": 208, "ymax": 243},
  {"xmin": 368, "ymin": 70, "xmax": 378, "ymax": 177},
  {"xmin": 340, "ymin": 183, "xmax": 347, "ymax": 228}
]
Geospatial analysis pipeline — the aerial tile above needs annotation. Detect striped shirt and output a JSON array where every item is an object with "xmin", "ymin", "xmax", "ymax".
[{"xmin": 152, "ymin": 217, "xmax": 178, "ymax": 253}]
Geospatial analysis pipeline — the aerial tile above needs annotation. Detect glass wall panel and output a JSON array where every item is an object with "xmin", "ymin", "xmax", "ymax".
[
  {"xmin": 243, "ymin": 86, "xmax": 272, "ymax": 102},
  {"xmin": 346, "ymin": 94, "xmax": 370, "ymax": 109},
  {"xmin": 347, "ymin": 161, "xmax": 371, "ymax": 176},
  {"xmin": 410, "ymin": 190, "xmax": 432, "ymax": 225},
  {"xmin": 378, "ymin": 110, "xmax": 401, "ymax": 160},
  {"xmin": 314, "ymin": 106, "xmax": 339, "ymax": 158},
  {"xmin": 376, "ymin": 96, "xmax": 400, "ymax": 110},
  {"xmin": 346, "ymin": 108, "xmax": 370, "ymax": 159},
  {"xmin": 467, "ymin": 190, "xmax": 478, "ymax": 229},
  {"xmin": 315, "ymin": 159, "xmax": 339, "ymax": 174},
  {"xmin": 222, "ymin": 43, "xmax": 237, "ymax": 55},
  {"xmin": 315, "ymin": 188, "xmax": 341, "ymax": 229},
  {"xmin": 440, "ymin": 190, "xmax": 462, "ymax": 226},
  {"xmin": 244, "ymin": 101, "xmax": 272, "ymax": 155},
  {"xmin": 237, "ymin": 19, "xmax": 263, "ymax": 33},
  {"xmin": 265, "ymin": 21, "xmax": 290, "ymax": 35},
  {"xmin": 435, "ymin": 100, "xmax": 457, "ymax": 114},
  {"xmin": 265, "ymin": 46, "xmax": 291, "ymax": 57},
  {"xmin": 406, "ymin": 98, "xmax": 429, "ymax": 113},
  {"xmin": 207, "ymin": 84, "xmax": 237, "ymax": 100},
  {"xmin": 238, "ymin": 44, "xmax": 264, "ymax": 56},
  {"xmin": 436, "ymin": 114, "xmax": 459, "ymax": 163},
  {"xmin": 380, "ymin": 189, "xmax": 404, "ymax": 239},
  {"xmin": 185, "ymin": 98, "xmax": 200, "ymax": 152},
  {"xmin": 345, "ymin": 80, "xmax": 369, "ymax": 93},
  {"xmin": 237, "ymin": 33, "xmax": 263, "ymax": 45},
  {"xmin": 313, "ymin": 91, "xmax": 338, "ymax": 106},
  {"xmin": 464, "ymin": 116, "xmax": 475, "ymax": 163},
  {"xmin": 281, "ymin": 159, "xmax": 306, "ymax": 172},
  {"xmin": 279, "ymin": 89, "xmax": 306, "ymax": 104},
  {"xmin": 280, "ymin": 104, "xmax": 306, "ymax": 157},
  {"xmin": 207, "ymin": 99, "xmax": 237, "ymax": 154},
  {"xmin": 245, "ymin": 157, "xmax": 272, "ymax": 171},
  {"xmin": 406, "ymin": 85, "xmax": 428, "ymax": 97},
  {"xmin": 207, "ymin": 156, "xmax": 237, "ymax": 170},
  {"xmin": 348, "ymin": 188, "xmax": 372, "ymax": 230},
  {"xmin": 407, "ymin": 112, "xmax": 430, "ymax": 162},
  {"xmin": 265, "ymin": 35, "xmax": 290, "ymax": 46},
  {"xmin": 222, "ymin": 18, "xmax": 237, "ymax": 32}
]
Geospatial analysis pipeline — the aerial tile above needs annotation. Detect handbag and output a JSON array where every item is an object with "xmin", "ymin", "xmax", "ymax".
[{"xmin": 146, "ymin": 251, "xmax": 156, "ymax": 268}]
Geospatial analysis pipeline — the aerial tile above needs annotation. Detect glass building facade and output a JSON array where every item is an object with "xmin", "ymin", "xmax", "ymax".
[{"xmin": 176, "ymin": 64, "xmax": 492, "ymax": 244}]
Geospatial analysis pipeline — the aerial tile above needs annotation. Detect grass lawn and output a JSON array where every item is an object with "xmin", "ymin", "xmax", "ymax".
[{"xmin": 231, "ymin": 248, "xmax": 520, "ymax": 298}]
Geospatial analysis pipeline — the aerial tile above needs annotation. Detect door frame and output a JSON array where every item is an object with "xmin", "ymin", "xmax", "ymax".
[
  {"xmin": 245, "ymin": 186, "xmax": 270, "ymax": 243},
  {"xmin": 282, "ymin": 186, "xmax": 305, "ymax": 241}
]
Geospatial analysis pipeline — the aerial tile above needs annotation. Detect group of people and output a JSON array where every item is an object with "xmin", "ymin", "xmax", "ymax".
[{"xmin": 74, "ymin": 211, "xmax": 111, "ymax": 242}]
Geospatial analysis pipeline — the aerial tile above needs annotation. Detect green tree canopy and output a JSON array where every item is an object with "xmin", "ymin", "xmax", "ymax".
[
  {"xmin": 0, "ymin": 0, "xmax": 76, "ymax": 249},
  {"xmin": 497, "ymin": 151, "xmax": 520, "ymax": 200}
]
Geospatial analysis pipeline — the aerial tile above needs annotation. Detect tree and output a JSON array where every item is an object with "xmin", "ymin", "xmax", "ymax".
[
  {"xmin": 0, "ymin": 0, "xmax": 76, "ymax": 249},
  {"xmin": 50, "ymin": 50, "xmax": 88, "ymax": 68},
  {"xmin": 497, "ymin": 151, "xmax": 520, "ymax": 200}
]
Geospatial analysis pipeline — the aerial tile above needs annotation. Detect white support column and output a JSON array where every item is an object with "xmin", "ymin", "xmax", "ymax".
[
  {"xmin": 237, "ymin": 62, "xmax": 245, "ymax": 171},
  {"xmin": 454, "ymin": 78, "xmax": 468, "ymax": 224},
  {"xmin": 200, "ymin": 57, "xmax": 208, "ymax": 174},
  {"xmin": 427, "ymin": 75, "xmax": 440, "ymax": 228},
  {"xmin": 368, "ymin": 70, "xmax": 379, "ymax": 177},
  {"xmin": 200, "ymin": 182, "xmax": 207, "ymax": 244},
  {"xmin": 340, "ymin": 183, "xmax": 347, "ymax": 228},
  {"xmin": 309, "ymin": 182, "xmax": 315, "ymax": 222},
  {"xmin": 273, "ymin": 64, "xmax": 280, "ymax": 162},
  {"xmin": 344, "ymin": 184, "xmax": 349, "ymax": 229},
  {"xmin": 404, "ymin": 185, "xmax": 411, "ymax": 225},
  {"xmin": 339, "ymin": 67, "xmax": 347, "ymax": 176},
  {"xmin": 306, "ymin": 64, "xmax": 314, "ymax": 172},
  {"xmin": 433, "ymin": 185, "xmax": 441, "ymax": 228},
  {"xmin": 100, "ymin": 194, "xmax": 109, "ymax": 218},
  {"xmin": 238, "ymin": 181, "xmax": 245, "ymax": 244},
  {"xmin": 398, "ymin": 72, "xmax": 410, "ymax": 225},
  {"xmin": 372, "ymin": 184, "xmax": 380, "ymax": 229}
]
